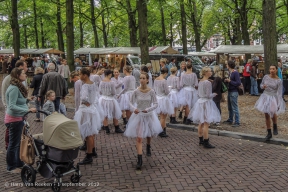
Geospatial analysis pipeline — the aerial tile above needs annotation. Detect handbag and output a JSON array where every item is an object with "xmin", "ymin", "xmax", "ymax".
[
  {"xmin": 237, "ymin": 83, "xmax": 244, "ymax": 95},
  {"xmin": 221, "ymin": 82, "xmax": 228, "ymax": 93},
  {"xmin": 20, "ymin": 125, "xmax": 35, "ymax": 165}
]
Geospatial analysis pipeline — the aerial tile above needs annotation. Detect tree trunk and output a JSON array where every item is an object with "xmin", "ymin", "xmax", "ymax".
[
  {"xmin": 137, "ymin": 0, "xmax": 149, "ymax": 64},
  {"xmin": 90, "ymin": 0, "xmax": 99, "ymax": 47},
  {"xmin": 180, "ymin": 1, "xmax": 187, "ymax": 54},
  {"xmin": 11, "ymin": 0, "xmax": 20, "ymax": 58},
  {"xmin": 169, "ymin": 12, "xmax": 173, "ymax": 47},
  {"xmin": 262, "ymin": 0, "xmax": 277, "ymax": 74},
  {"xmin": 160, "ymin": 5, "xmax": 166, "ymax": 46},
  {"xmin": 190, "ymin": 1, "xmax": 201, "ymax": 52},
  {"xmin": 79, "ymin": 9, "xmax": 84, "ymax": 48},
  {"xmin": 101, "ymin": 12, "xmax": 108, "ymax": 47},
  {"xmin": 24, "ymin": 25, "xmax": 28, "ymax": 48},
  {"xmin": 126, "ymin": 0, "xmax": 138, "ymax": 47},
  {"xmin": 40, "ymin": 19, "xmax": 45, "ymax": 48},
  {"xmin": 66, "ymin": 0, "xmax": 74, "ymax": 71},
  {"xmin": 56, "ymin": 0, "xmax": 65, "ymax": 53},
  {"xmin": 33, "ymin": 0, "xmax": 39, "ymax": 48}
]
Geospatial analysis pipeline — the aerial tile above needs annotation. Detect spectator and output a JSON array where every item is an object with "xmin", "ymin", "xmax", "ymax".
[
  {"xmin": 74, "ymin": 57, "xmax": 82, "ymax": 71},
  {"xmin": 177, "ymin": 61, "xmax": 186, "ymax": 77},
  {"xmin": 243, "ymin": 59, "xmax": 252, "ymax": 94},
  {"xmin": 38, "ymin": 63, "xmax": 68, "ymax": 111},
  {"xmin": 132, "ymin": 64, "xmax": 141, "ymax": 87},
  {"xmin": 2, "ymin": 56, "xmax": 8, "ymax": 73},
  {"xmin": 58, "ymin": 59, "xmax": 71, "ymax": 81},
  {"xmin": 42, "ymin": 90, "xmax": 56, "ymax": 116},
  {"xmin": 278, "ymin": 59, "xmax": 286, "ymax": 102},
  {"xmin": 5, "ymin": 68, "xmax": 36, "ymax": 173},
  {"xmin": 212, "ymin": 65, "xmax": 223, "ymax": 126},
  {"xmin": 30, "ymin": 67, "xmax": 45, "ymax": 122},
  {"xmin": 223, "ymin": 61, "xmax": 241, "ymax": 127},
  {"xmin": 167, "ymin": 58, "xmax": 177, "ymax": 78},
  {"xmin": 250, "ymin": 60, "xmax": 259, "ymax": 96}
]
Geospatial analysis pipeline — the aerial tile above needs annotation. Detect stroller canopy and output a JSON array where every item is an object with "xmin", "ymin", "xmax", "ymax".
[{"xmin": 43, "ymin": 114, "xmax": 83, "ymax": 150}]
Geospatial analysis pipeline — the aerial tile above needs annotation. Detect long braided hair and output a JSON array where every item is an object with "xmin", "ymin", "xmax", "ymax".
[{"xmin": 10, "ymin": 68, "xmax": 28, "ymax": 98}]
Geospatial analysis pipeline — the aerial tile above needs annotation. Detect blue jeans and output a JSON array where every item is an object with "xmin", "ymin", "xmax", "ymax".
[
  {"xmin": 53, "ymin": 97, "xmax": 61, "ymax": 111},
  {"xmin": 6, "ymin": 121, "xmax": 24, "ymax": 171},
  {"xmin": 250, "ymin": 77, "xmax": 259, "ymax": 95},
  {"xmin": 227, "ymin": 92, "xmax": 240, "ymax": 124}
]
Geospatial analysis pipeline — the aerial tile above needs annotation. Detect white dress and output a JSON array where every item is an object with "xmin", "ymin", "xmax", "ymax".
[
  {"xmin": 178, "ymin": 73, "xmax": 198, "ymax": 109},
  {"xmin": 90, "ymin": 74, "xmax": 102, "ymax": 88},
  {"xmin": 74, "ymin": 79, "xmax": 82, "ymax": 112},
  {"xmin": 154, "ymin": 79, "xmax": 174, "ymax": 115},
  {"xmin": 74, "ymin": 83, "xmax": 103, "ymax": 139},
  {"xmin": 124, "ymin": 89, "xmax": 162, "ymax": 138},
  {"xmin": 148, "ymin": 71, "xmax": 153, "ymax": 88},
  {"xmin": 99, "ymin": 81, "xmax": 122, "ymax": 119},
  {"xmin": 118, "ymin": 75, "xmax": 136, "ymax": 110},
  {"xmin": 111, "ymin": 76, "xmax": 123, "ymax": 103},
  {"xmin": 167, "ymin": 75, "xmax": 180, "ymax": 108},
  {"xmin": 188, "ymin": 80, "xmax": 221, "ymax": 124},
  {"xmin": 254, "ymin": 75, "xmax": 285, "ymax": 117}
]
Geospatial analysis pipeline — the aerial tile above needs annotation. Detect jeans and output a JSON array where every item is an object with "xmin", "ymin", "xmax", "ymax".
[
  {"xmin": 6, "ymin": 121, "xmax": 24, "ymax": 171},
  {"xmin": 250, "ymin": 77, "xmax": 259, "ymax": 95},
  {"xmin": 227, "ymin": 92, "xmax": 240, "ymax": 124},
  {"xmin": 53, "ymin": 97, "xmax": 61, "ymax": 111}
]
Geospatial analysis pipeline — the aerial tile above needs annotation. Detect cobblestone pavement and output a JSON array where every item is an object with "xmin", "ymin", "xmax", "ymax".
[{"xmin": 1, "ymin": 100, "xmax": 288, "ymax": 192}]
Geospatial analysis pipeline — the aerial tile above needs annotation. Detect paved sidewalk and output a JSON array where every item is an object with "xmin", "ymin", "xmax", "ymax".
[{"xmin": 1, "ymin": 103, "xmax": 288, "ymax": 192}]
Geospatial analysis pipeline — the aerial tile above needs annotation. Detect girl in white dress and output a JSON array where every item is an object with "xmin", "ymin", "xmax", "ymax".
[
  {"xmin": 90, "ymin": 66, "xmax": 105, "ymax": 87},
  {"xmin": 178, "ymin": 63, "xmax": 198, "ymax": 125},
  {"xmin": 189, "ymin": 67, "xmax": 221, "ymax": 148},
  {"xmin": 141, "ymin": 65, "xmax": 153, "ymax": 88},
  {"xmin": 99, "ymin": 69, "xmax": 124, "ymax": 134},
  {"xmin": 167, "ymin": 67, "xmax": 181, "ymax": 124},
  {"xmin": 111, "ymin": 68, "xmax": 128, "ymax": 125},
  {"xmin": 154, "ymin": 67, "xmax": 174, "ymax": 137},
  {"xmin": 124, "ymin": 73, "xmax": 162, "ymax": 170},
  {"xmin": 254, "ymin": 65, "xmax": 285, "ymax": 141},
  {"xmin": 74, "ymin": 68, "xmax": 103, "ymax": 164},
  {"xmin": 118, "ymin": 66, "xmax": 136, "ymax": 121}
]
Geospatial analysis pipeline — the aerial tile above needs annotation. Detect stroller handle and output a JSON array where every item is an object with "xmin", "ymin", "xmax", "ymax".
[{"xmin": 23, "ymin": 110, "xmax": 49, "ymax": 120}]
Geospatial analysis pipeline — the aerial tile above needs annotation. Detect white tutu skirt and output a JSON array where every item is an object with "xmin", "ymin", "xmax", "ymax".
[
  {"xmin": 124, "ymin": 111, "xmax": 163, "ymax": 138},
  {"xmin": 188, "ymin": 99, "xmax": 221, "ymax": 124},
  {"xmin": 155, "ymin": 95, "xmax": 174, "ymax": 115},
  {"xmin": 119, "ymin": 91, "xmax": 134, "ymax": 111},
  {"xmin": 74, "ymin": 104, "xmax": 102, "ymax": 139},
  {"xmin": 168, "ymin": 89, "xmax": 180, "ymax": 108},
  {"xmin": 254, "ymin": 93, "xmax": 286, "ymax": 117},
  {"xmin": 99, "ymin": 96, "xmax": 122, "ymax": 119},
  {"xmin": 178, "ymin": 87, "xmax": 198, "ymax": 109}
]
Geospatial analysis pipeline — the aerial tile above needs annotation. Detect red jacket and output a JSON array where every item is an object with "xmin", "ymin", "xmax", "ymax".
[{"xmin": 243, "ymin": 63, "xmax": 251, "ymax": 77}]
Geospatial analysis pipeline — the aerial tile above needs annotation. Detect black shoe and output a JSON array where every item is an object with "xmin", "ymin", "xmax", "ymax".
[
  {"xmin": 184, "ymin": 118, "xmax": 192, "ymax": 125},
  {"xmin": 105, "ymin": 126, "xmax": 110, "ymax": 134},
  {"xmin": 178, "ymin": 111, "xmax": 183, "ymax": 119},
  {"xmin": 115, "ymin": 125, "xmax": 124, "ymax": 133},
  {"xmin": 223, "ymin": 120, "xmax": 233, "ymax": 124},
  {"xmin": 273, "ymin": 124, "xmax": 278, "ymax": 135},
  {"xmin": 146, "ymin": 144, "xmax": 151, "ymax": 157},
  {"xmin": 169, "ymin": 117, "xmax": 173, "ymax": 123},
  {"xmin": 159, "ymin": 128, "xmax": 168, "ymax": 137},
  {"xmin": 136, "ymin": 155, "xmax": 142, "ymax": 170},
  {"xmin": 123, "ymin": 117, "xmax": 128, "ymax": 125},
  {"xmin": 92, "ymin": 148, "xmax": 97, "ymax": 158},
  {"xmin": 171, "ymin": 117, "xmax": 179, "ymax": 124},
  {"xmin": 265, "ymin": 133, "xmax": 272, "ymax": 141},
  {"xmin": 78, "ymin": 153, "xmax": 93, "ymax": 165},
  {"xmin": 199, "ymin": 137, "xmax": 204, "ymax": 145},
  {"xmin": 79, "ymin": 141, "xmax": 87, "ymax": 151},
  {"xmin": 183, "ymin": 117, "xmax": 187, "ymax": 124},
  {"xmin": 203, "ymin": 139, "xmax": 215, "ymax": 148}
]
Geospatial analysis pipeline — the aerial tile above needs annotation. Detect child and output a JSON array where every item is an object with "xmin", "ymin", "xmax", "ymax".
[
  {"xmin": 188, "ymin": 67, "xmax": 221, "ymax": 148},
  {"xmin": 124, "ymin": 72, "xmax": 162, "ymax": 170},
  {"xmin": 42, "ymin": 90, "xmax": 56, "ymax": 116},
  {"xmin": 74, "ymin": 68, "xmax": 103, "ymax": 165}
]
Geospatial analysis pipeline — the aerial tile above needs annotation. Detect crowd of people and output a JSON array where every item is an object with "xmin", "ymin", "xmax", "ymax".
[{"xmin": 1, "ymin": 57, "xmax": 286, "ymax": 173}]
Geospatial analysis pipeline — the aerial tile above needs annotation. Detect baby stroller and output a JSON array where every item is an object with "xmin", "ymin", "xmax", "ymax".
[{"xmin": 20, "ymin": 111, "xmax": 83, "ymax": 192}]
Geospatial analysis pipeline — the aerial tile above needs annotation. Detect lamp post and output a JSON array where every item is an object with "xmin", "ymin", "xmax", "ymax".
[{"xmin": 113, "ymin": 37, "xmax": 119, "ymax": 47}]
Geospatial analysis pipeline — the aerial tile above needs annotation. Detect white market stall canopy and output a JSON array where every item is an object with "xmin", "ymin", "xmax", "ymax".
[
  {"xmin": 210, "ymin": 44, "xmax": 288, "ymax": 54},
  {"xmin": 149, "ymin": 46, "xmax": 179, "ymax": 54},
  {"xmin": 0, "ymin": 48, "xmax": 64, "ymax": 54},
  {"xmin": 188, "ymin": 52, "xmax": 216, "ymax": 56},
  {"xmin": 74, "ymin": 47, "xmax": 140, "ymax": 55}
]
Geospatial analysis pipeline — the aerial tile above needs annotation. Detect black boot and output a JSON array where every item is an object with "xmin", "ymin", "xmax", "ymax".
[
  {"xmin": 273, "ymin": 124, "xmax": 278, "ymax": 135},
  {"xmin": 105, "ymin": 126, "xmax": 110, "ymax": 134},
  {"xmin": 171, "ymin": 117, "xmax": 179, "ymax": 124},
  {"xmin": 184, "ymin": 118, "xmax": 191, "ymax": 125},
  {"xmin": 183, "ymin": 116, "xmax": 187, "ymax": 124},
  {"xmin": 78, "ymin": 153, "xmax": 93, "ymax": 165},
  {"xmin": 203, "ymin": 139, "xmax": 215, "ymax": 148},
  {"xmin": 159, "ymin": 128, "xmax": 168, "ymax": 137},
  {"xmin": 115, "ymin": 125, "xmax": 124, "ymax": 133},
  {"xmin": 169, "ymin": 117, "xmax": 173, "ymax": 123},
  {"xmin": 265, "ymin": 129, "xmax": 272, "ymax": 141},
  {"xmin": 123, "ymin": 117, "xmax": 128, "ymax": 125},
  {"xmin": 178, "ymin": 111, "xmax": 183, "ymax": 119},
  {"xmin": 199, "ymin": 137, "xmax": 204, "ymax": 145},
  {"xmin": 146, "ymin": 144, "xmax": 151, "ymax": 157},
  {"xmin": 136, "ymin": 155, "xmax": 143, "ymax": 170},
  {"xmin": 79, "ymin": 141, "xmax": 87, "ymax": 151},
  {"xmin": 92, "ymin": 148, "xmax": 97, "ymax": 158}
]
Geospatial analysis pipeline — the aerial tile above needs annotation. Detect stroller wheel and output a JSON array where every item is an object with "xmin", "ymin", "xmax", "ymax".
[
  {"xmin": 21, "ymin": 165, "xmax": 36, "ymax": 186},
  {"xmin": 51, "ymin": 180, "xmax": 61, "ymax": 192},
  {"xmin": 70, "ymin": 174, "xmax": 80, "ymax": 183}
]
